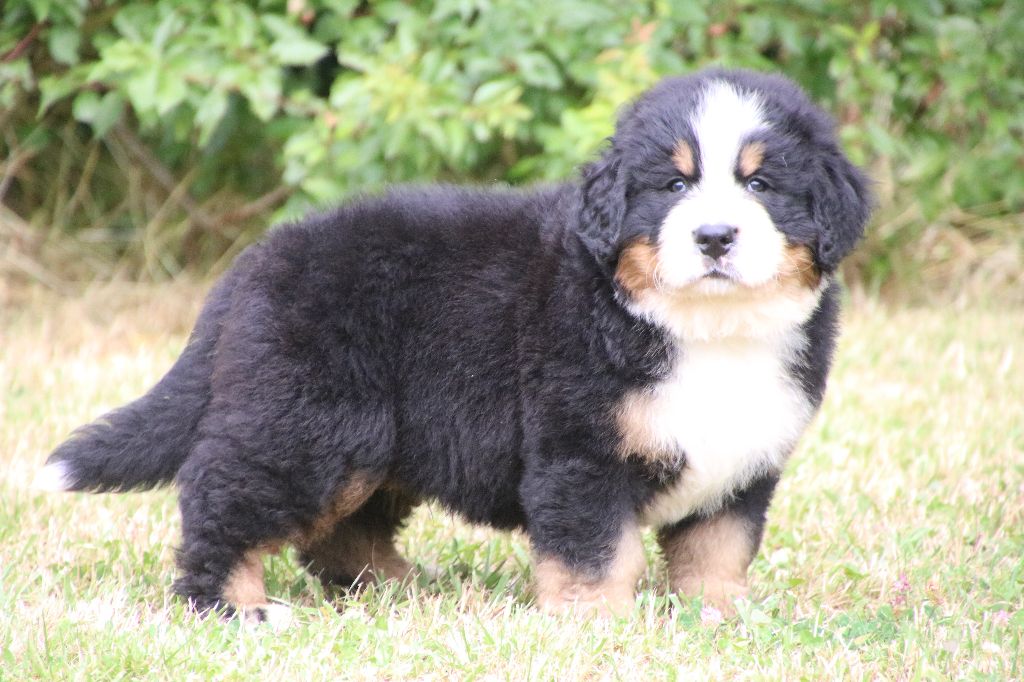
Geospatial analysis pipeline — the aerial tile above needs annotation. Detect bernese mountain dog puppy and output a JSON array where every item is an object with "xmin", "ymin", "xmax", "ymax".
[{"xmin": 38, "ymin": 68, "xmax": 870, "ymax": 620}]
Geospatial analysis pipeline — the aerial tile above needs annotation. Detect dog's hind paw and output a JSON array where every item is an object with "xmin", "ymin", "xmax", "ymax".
[{"xmin": 237, "ymin": 603, "xmax": 293, "ymax": 631}]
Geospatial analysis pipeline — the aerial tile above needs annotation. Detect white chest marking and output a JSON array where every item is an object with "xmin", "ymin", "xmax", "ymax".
[{"xmin": 635, "ymin": 334, "xmax": 812, "ymax": 527}]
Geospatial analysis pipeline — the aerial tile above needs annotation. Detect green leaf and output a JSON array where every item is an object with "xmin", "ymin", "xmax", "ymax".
[
  {"xmin": 472, "ymin": 78, "xmax": 519, "ymax": 105},
  {"xmin": 239, "ymin": 68, "xmax": 282, "ymax": 121},
  {"xmin": 195, "ymin": 90, "xmax": 228, "ymax": 146},
  {"xmin": 513, "ymin": 51, "xmax": 562, "ymax": 89},
  {"xmin": 261, "ymin": 14, "xmax": 328, "ymax": 66},
  {"xmin": 48, "ymin": 24, "xmax": 80, "ymax": 65},
  {"xmin": 213, "ymin": 3, "xmax": 259, "ymax": 49},
  {"xmin": 95, "ymin": 41, "xmax": 151, "ymax": 74},
  {"xmin": 112, "ymin": 4, "xmax": 156, "ymax": 43},
  {"xmin": 26, "ymin": 0, "xmax": 52, "ymax": 22},
  {"xmin": 37, "ymin": 68, "xmax": 88, "ymax": 113},
  {"xmin": 71, "ymin": 90, "xmax": 99, "ymax": 123},
  {"xmin": 93, "ymin": 91, "xmax": 124, "ymax": 137},
  {"xmin": 71, "ymin": 89, "xmax": 122, "ymax": 137},
  {"xmin": 153, "ymin": 69, "xmax": 188, "ymax": 115},
  {"xmin": 125, "ymin": 69, "xmax": 158, "ymax": 112},
  {"xmin": 152, "ymin": 10, "xmax": 185, "ymax": 52},
  {"xmin": 269, "ymin": 37, "xmax": 329, "ymax": 66},
  {"xmin": 301, "ymin": 175, "xmax": 346, "ymax": 202},
  {"xmin": 0, "ymin": 62, "xmax": 32, "ymax": 109}
]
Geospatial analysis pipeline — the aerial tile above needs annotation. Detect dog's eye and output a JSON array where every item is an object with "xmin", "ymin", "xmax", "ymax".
[
  {"xmin": 667, "ymin": 178, "xmax": 688, "ymax": 193},
  {"xmin": 746, "ymin": 177, "xmax": 769, "ymax": 193}
]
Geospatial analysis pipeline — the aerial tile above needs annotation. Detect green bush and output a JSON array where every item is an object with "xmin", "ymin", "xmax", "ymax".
[{"xmin": 1, "ymin": 0, "xmax": 1021, "ymax": 296}]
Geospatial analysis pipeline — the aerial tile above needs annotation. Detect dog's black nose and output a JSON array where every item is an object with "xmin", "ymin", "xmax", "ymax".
[{"xmin": 694, "ymin": 224, "xmax": 737, "ymax": 260}]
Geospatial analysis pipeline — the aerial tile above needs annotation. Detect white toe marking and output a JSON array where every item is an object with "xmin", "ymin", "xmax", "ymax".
[{"xmin": 261, "ymin": 603, "xmax": 294, "ymax": 631}]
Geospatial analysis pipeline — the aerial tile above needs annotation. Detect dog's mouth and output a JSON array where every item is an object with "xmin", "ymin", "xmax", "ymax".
[
  {"xmin": 700, "ymin": 261, "xmax": 740, "ymax": 282},
  {"xmin": 702, "ymin": 266, "xmax": 734, "ymax": 280},
  {"xmin": 673, "ymin": 261, "xmax": 758, "ymax": 295}
]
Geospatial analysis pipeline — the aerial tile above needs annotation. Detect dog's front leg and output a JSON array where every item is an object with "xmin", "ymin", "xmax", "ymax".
[
  {"xmin": 657, "ymin": 473, "xmax": 778, "ymax": 615},
  {"xmin": 521, "ymin": 458, "xmax": 646, "ymax": 616}
]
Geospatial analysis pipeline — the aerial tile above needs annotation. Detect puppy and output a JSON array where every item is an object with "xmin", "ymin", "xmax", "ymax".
[{"xmin": 39, "ymin": 68, "xmax": 870, "ymax": 619}]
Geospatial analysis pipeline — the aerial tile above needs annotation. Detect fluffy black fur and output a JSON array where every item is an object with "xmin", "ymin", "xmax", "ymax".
[{"xmin": 45, "ymin": 68, "xmax": 870, "ymax": 615}]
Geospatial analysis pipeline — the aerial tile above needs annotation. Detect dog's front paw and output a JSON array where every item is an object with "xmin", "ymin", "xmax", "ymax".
[
  {"xmin": 534, "ymin": 588, "xmax": 636, "ymax": 618},
  {"xmin": 675, "ymin": 576, "xmax": 749, "ymax": 617}
]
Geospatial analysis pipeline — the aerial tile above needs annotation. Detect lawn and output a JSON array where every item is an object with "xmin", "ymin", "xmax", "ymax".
[{"xmin": 1, "ymin": 281, "xmax": 1021, "ymax": 680}]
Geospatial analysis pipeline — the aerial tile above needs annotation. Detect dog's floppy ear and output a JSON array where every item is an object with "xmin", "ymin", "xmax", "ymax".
[
  {"xmin": 811, "ymin": 149, "xmax": 872, "ymax": 271},
  {"xmin": 574, "ymin": 147, "xmax": 627, "ymax": 263}
]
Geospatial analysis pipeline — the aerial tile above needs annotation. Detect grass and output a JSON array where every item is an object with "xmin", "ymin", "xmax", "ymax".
[{"xmin": 1, "ymin": 281, "xmax": 1022, "ymax": 680}]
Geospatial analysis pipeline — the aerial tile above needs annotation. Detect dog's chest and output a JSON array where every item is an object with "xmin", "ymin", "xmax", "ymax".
[{"xmin": 619, "ymin": 335, "xmax": 812, "ymax": 527}]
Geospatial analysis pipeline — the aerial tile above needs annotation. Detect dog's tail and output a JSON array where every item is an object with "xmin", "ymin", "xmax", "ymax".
[{"xmin": 35, "ymin": 271, "xmax": 240, "ymax": 493}]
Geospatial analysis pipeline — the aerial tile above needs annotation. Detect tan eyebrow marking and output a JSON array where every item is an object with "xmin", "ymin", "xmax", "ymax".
[
  {"xmin": 672, "ymin": 140, "xmax": 695, "ymax": 177},
  {"xmin": 738, "ymin": 141, "xmax": 766, "ymax": 177}
]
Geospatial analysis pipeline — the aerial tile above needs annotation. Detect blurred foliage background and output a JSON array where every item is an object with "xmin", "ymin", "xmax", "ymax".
[{"xmin": 1, "ymin": 0, "xmax": 1022, "ymax": 302}]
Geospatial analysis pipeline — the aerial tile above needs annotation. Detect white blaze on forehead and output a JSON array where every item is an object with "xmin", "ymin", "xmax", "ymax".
[
  {"xmin": 651, "ymin": 80, "xmax": 782, "ymax": 298},
  {"xmin": 691, "ymin": 80, "xmax": 768, "ymax": 178}
]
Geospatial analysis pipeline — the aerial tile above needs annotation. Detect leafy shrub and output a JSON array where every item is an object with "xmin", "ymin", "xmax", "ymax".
[{"xmin": 1, "ymin": 0, "xmax": 1021, "ymax": 298}]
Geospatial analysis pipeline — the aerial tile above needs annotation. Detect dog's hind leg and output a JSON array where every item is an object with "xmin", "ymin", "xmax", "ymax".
[
  {"xmin": 172, "ymin": 435, "xmax": 305, "ymax": 622},
  {"xmin": 298, "ymin": 488, "xmax": 418, "ymax": 591}
]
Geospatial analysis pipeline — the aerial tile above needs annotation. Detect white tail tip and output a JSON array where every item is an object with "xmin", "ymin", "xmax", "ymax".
[{"xmin": 34, "ymin": 461, "xmax": 74, "ymax": 492}]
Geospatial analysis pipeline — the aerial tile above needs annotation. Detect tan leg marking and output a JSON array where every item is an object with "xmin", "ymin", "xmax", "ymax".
[
  {"xmin": 738, "ymin": 141, "xmax": 766, "ymax": 178},
  {"xmin": 301, "ymin": 471, "xmax": 380, "ymax": 545},
  {"xmin": 672, "ymin": 140, "xmax": 695, "ymax": 177},
  {"xmin": 533, "ymin": 523, "xmax": 646, "ymax": 616},
  {"xmin": 303, "ymin": 522, "xmax": 414, "ymax": 585},
  {"xmin": 300, "ymin": 489, "xmax": 418, "ymax": 587},
  {"xmin": 223, "ymin": 547, "xmax": 294, "ymax": 628},
  {"xmin": 223, "ymin": 548, "xmax": 268, "ymax": 610},
  {"xmin": 658, "ymin": 513, "xmax": 755, "ymax": 614}
]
